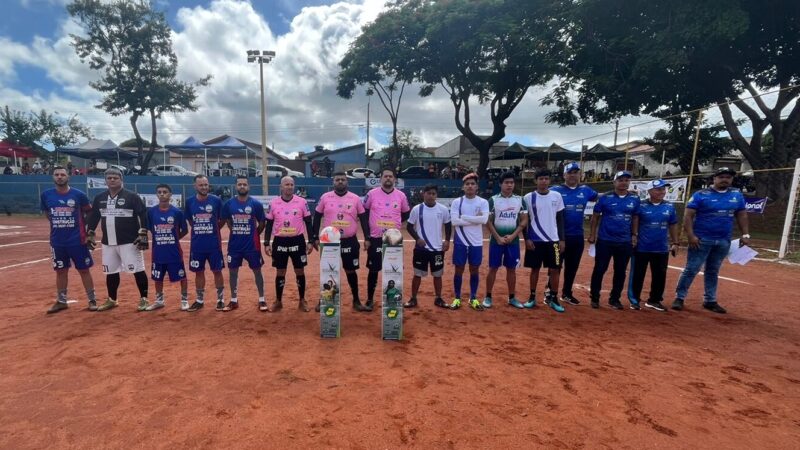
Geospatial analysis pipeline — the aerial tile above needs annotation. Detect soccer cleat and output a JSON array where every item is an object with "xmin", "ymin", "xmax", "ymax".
[
  {"xmin": 353, "ymin": 299, "xmax": 366, "ymax": 311},
  {"xmin": 223, "ymin": 301, "xmax": 239, "ymax": 312},
  {"xmin": 482, "ymin": 297, "xmax": 493, "ymax": 308},
  {"xmin": 671, "ymin": 298, "xmax": 684, "ymax": 311},
  {"xmin": 609, "ymin": 300, "xmax": 624, "ymax": 310},
  {"xmin": 186, "ymin": 301, "xmax": 204, "ymax": 312},
  {"xmin": 96, "ymin": 298, "xmax": 118, "ymax": 312},
  {"xmin": 434, "ymin": 297, "xmax": 449, "ymax": 308},
  {"xmin": 403, "ymin": 297, "xmax": 418, "ymax": 308},
  {"xmin": 508, "ymin": 298, "xmax": 524, "ymax": 309},
  {"xmin": 363, "ymin": 300, "xmax": 374, "ymax": 312},
  {"xmin": 562, "ymin": 295, "xmax": 580, "ymax": 306},
  {"xmin": 703, "ymin": 302, "xmax": 727, "ymax": 314},
  {"xmin": 469, "ymin": 298, "xmax": 484, "ymax": 311},
  {"xmin": 450, "ymin": 298, "xmax": 462, "ymax": 310},
  {"xmin": 523, "ymin": 296, "xmax": 536, "ymax": 309},
  {"xmin": 315, "ymin": 301, "xmax": 321, "ymax": 313},
  {"xmin": 629, "ymin": 299, "xmax": 641, "ymax": 310},
  {"xmin": 645, "ymin": 301, "xmax": 667, "ymax": 312},
  {"xmin": 180, "ymin": 300, "xmax": 190, "ymax": 311},
  {"xmin": 591, "ymin": 299, "xmax": 600, "ymax": 309},
  {"xmin": 215, "ymin": 300, "xmax": 225, "ymax": 311},
  {"xmin": 548, "ymin": 296, "xmax": 565, "ymax": 313},
  {"xmin": 298, "ymin": 299, "xmax": 310, "ymax": 312},
  {"xmin": 137, "ymin": 297, "xmax": 150, "ymax": 312},
  {"xmin": 258, "ymin": 301, "xmax": 269, "ymax": 312},
  {"xmin": 269, "ymin": 301, "xmax": 283, "ymax": 312},
  {"xmin": 145, "ymin": 302, "xmax": 165, "ymax": 311},
  {"xmin": 88, "ymin": 299, "xmax": 98, "ymax": 311},
  {"xmin": 47, "ymin": 301, "xmax": 68, "ymax": 314}
]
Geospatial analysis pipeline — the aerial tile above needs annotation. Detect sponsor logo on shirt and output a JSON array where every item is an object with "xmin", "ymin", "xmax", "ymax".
[
  {"xmin": 67, "ymin": 199, "xmax": 75, "ymax": 207},
  {"xmin": 204, "ymin": 205, "xmax": 213, "ymax": 212}
]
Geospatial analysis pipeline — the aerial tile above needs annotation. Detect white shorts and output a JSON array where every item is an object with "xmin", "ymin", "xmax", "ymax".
[{"xmin": 102, "ymin": 243, "xmax": 145, "ymax": 274}]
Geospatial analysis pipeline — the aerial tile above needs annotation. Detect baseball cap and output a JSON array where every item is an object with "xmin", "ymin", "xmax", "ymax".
[
  {"xmin": 713, "ymin": 167, "xmax": 736, "ymax": 177},
  {"xmin": 646, "ymin": 179, "xmax": 671, "ymax": 190},
  {"xmin": 613, "ymin": 170, "xmax": 632, "ymax": 180},
  {"xmin": 563, "ymin": 162, "xmax": 580, "ymax": 173}
]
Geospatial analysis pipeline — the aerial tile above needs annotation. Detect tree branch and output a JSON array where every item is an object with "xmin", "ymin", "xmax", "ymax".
[
  {"xmin": 719, "ymin": 103, "xmax": 764, "ymax": 168},
  {"xmin": 746, "ymin": 82, "xmax": 776, "ymax": 121}
]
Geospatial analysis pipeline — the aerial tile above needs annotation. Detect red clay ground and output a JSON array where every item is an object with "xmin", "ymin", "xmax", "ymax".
[{"xmin": 1, "ymin": 215, "xmax": 799, "ymax": 449}]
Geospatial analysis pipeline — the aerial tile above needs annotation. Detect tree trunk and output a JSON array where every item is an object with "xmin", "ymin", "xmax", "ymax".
[
  {"xmin": 389, "ymin": 117, "xmax": 399, "ymax": 171},
  {"xmin": 141, "ymin": 109, "xmax": 158, "ymax": 173},
  {"xmin": 130, "ymin": 113, "xmax": 144, "ymax": 169}
]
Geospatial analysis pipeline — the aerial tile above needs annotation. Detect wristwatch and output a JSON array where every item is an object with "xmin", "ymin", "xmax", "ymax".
[{"xmin": 742, "ymin": 234, "xmax": 751, "ymax": 239}]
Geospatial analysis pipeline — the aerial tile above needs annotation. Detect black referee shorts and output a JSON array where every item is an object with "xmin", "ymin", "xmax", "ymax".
[
  {"xmin": 366, "ymin": 237, "xmax": 383, "ymax": 271},
  {"xmin": 271, "ymin": 235, "xmax": 307, "ymax": 269},
  {"xmin": 339, "ymin": 236, "xmax": 361, "ymax": 271}
]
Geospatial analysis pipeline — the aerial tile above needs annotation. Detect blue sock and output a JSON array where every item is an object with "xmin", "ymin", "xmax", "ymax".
[
  {"xmin": 469, "ymin": 274, "xmax": 479, "ymax": 299},
  {"xmin": 454, "ymin": 274, "xmax": 463, "ymax": 298}
]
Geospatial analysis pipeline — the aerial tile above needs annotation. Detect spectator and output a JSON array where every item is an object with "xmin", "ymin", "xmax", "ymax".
[
  {"xmin": 32, "ymin": 159, "xmax": 42, "ymax": 174},
  {"xmin": 428, "ymin": 163, "xmax": 436, "ymax": 178},
  {"xmin": 3, "ymin": 165, "xmax": 13, "ymax": 175},
  {"xmin": 441, "ymin": 165, "xmax": 451, "ymax": 179}
]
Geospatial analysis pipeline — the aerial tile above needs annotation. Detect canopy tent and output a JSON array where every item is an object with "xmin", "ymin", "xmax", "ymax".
[
  {"xmin": 165, "ymin": 136, "xmax": 209, "ymax": 172},
  {"xmin": 0, "ymin": 140, "xmax": 39, "ymax": 170},
  {"xmin": 207, "ymin": 136, "xmax": 253, "ymax": 173},
  {"xmin": 582, "ymin": 143, "xmax": 623, "ymax": 161},
  {"xmin": 523, "ymin": 144, "xmax": 581, "ymax": 163},
  {"xmin": 491, "ymin": 142, "xmax": 541, "ymax": 161},
  {"xmin": 167, "ymin": 136, "xmax": 255, "ymax": 175},
  {"xmin": 58, "ymin": 139, "xmax": 135, "ymax": 165}
]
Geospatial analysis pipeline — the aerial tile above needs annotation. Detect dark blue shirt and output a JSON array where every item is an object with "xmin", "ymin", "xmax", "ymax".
[
  {"xmin": 636, "ymin": 200, "xmax": 677, "ymax": 253},
  {"xmin": 221, "ymin": 197, "xmax": 265, "ymax": 254},
  {"xmin": 40, "ymin": 187, "xmax": 91, "ymax": 247},
  {"xmin": 147, "ymin": 205, "xmax": 187, "ymax": 264},
  {"xmin": 184, "ymin": 194, "xmax": 224, "ymax": 252},
  {"xmin": 687, "ymin": 188, "xmax": 745, "ymax": 240},
  {"xmin": 595, "ymin": 192, "xmax": 640, "ymax": 243},
  {"xmin": 552, "ymin": 184, "xmax": 598, "ymax": 237}
]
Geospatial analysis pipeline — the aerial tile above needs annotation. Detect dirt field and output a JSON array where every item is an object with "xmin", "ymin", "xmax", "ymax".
[{"xmin": 1, "ymin": 215, "xmax": 799, "ymax": 449}]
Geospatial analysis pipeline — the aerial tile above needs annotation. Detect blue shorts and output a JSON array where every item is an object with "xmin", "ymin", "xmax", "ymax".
[
  {"xmin": 489, "ymin": 242, "xmax": 520, "ymax": 269},
  {"xmin": 51, "ymin": 245, "xmax": 93, "ymax": 271},
  {"xmin": 189, "ymin": 249, "xmax": 225, "ymax": 272},
  {"xmin": 453, "ymin": 241, "xmax": 482, "ymax": 267},
  {"xmin": 227, "ymin": 251, "xmax": 264, "ymax": 269},
  {"xmin": 151, "ymin": 261, "xmax": 187, "ymax": 282}
]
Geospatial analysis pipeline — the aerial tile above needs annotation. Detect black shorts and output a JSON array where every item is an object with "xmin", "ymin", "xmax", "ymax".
[
  {"xmin": 271, "ymin": 235, "xmax": 308, "ymax": 270},
  {"xmin": 413, "ymin": 248, "xmax": 444, "ymax": 277},
  {"xmin": 339, "ymin": 236, "xmax": 361, "ymax": 271},
  {"xmin": 524, "ymin": 241, "xmax": 562, "ymax": 269},
  {"xmin": 366, "ymin": 237, "xmax": 384, "ymax": 271}
]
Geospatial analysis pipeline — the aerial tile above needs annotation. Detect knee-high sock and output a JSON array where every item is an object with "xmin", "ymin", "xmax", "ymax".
[
  {"xmin": 469, "ymin": 274, "xmax": 479, "ymax": 299},
  {"xmin": 276, "ymin": 276, "xmax": 286, "ymax": 302},
  {"xmin": 253, "ymin": 270, "xmax": 264, "ymax": 297},
  {"xmin": 346, "ymin": 271, "xmax": 360, "ymax": 301},
  {"xmin": 297, "ymin": 275, "xmax": 306, "ymax": 300},
  {"xmin": 367, "ymin": 271, "xmax": 379, "ymax": 302},
  {"xmin": 454, "ymin": 274, "xmax": 463, "ymax": 299},
  {"xmin": 134, "ymin": 271, "xmax": 148, "ymax": 298},
  {"xmin": 107, "ymin": 273, "xmax": 120, "ymax": 300},
  {"xmin": 229, "ymin": 268, "xmax": 239, "ymax": 299}
]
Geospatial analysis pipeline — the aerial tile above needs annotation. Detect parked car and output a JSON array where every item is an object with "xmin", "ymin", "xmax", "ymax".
[
  {"xmin": 255, "ymin": 164, "xmax": 303, "ymax": 178},
  {"xmin": 399, "ymin": 166, "xmax": 432, "ymax": 178},
  {"xmin": 149, "ymin": 164, "xmax": 198, "ymax": 176},
  {"xmin": 346, "ymin": 168, "xmax": 376, "ymax": 179}
]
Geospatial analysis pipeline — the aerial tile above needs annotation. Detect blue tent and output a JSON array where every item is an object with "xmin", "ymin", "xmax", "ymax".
[
  {"xmin": 165, "ymin": 136, "xmax": 210, "ymax": 173},
  {"xmin": 59, "ymin": 139, "xmax": 136, "ymax": 165}
]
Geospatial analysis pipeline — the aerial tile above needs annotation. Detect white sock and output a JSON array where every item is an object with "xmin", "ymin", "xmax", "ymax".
[
  {"xmin": 230, "ymin": 297, "xmax": 238, "ymax": 303},
  {"xmin": 258, "ymin": 296, "xmax": 265, "ymax": 303}
]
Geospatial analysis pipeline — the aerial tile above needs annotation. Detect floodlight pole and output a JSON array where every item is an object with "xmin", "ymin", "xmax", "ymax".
[{"xmin": 248, "ymin": 50, "xmax": 275, "ymax": 196}]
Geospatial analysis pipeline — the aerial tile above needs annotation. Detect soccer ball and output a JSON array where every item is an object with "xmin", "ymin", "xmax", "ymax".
[
  {"xmin": 382, "ymin": 228, "xmax": 403, "ymax": 246},
  {"xmin": 319, "ymin": 226, "xmax": 341, "ymax": 244}
]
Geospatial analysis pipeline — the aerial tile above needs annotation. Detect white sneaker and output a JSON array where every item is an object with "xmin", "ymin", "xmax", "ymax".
[
  {"xmin": 145, "ymin": 302, "xmax": 165, "ymax": 311},
  {"xmin": 180, "ymin": 300, "xmax": 190, "ymax": 311}
]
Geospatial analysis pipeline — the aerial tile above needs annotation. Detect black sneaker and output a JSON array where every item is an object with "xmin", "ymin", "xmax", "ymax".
[
  {"xmin": 47, "ymin": 301, "xmax": 68, "ymax": 314},
  {"xmin": 314, "ymin": 302, "xmax": 321, "ymax": 313},
  {"xmin": 403, "ymin": 297, "xmax": 418, "ymax": 308},
  {"xmin": 645, "ymin": 301, "xmax": 667, "ymax": 312},
  {"xmin": 703, "ymin": 302, "xmax": 727, "ymax": 314},
  {"xmin": 629, "ymin": 300, "xmax": 641, "ymax": 310},
  {"xmin": 363, "ymin": 300, "xmax": 374, "ymax": 312},
  {"xmin": 223, "ymin": 301, "xmax": 239, "ymax": 312},
  {"xmin": 353, "ymin": 299, "xmax": 366, "ymax": 311},
  {"xmin": 671, "ymin": 298, "xmax": 684, "ymax": 311},
  {"xmin": 258, "ymin": 301, "xmax": 268, "ymax": 312},
  {"xmin": 434, "ymin": 297, "xmax": 449, "ymax": 308},
  {"xmin": 87, "ymin": 299, "xmax": 98, "ymax": 311},
  {"xmin": 609, "ymin": 300, "xmax": 624, "ymax": 310},
  {"xmin": 591, "ymin": 299, "xmax": 600, "ymax": 309},
  {"xmin": 187, "ymin": 301, "xmax": 204, "ymax": 312},
  {"xmin": 562, "ymin": 295, "xmax": 580, "ymax": 306},
  {"xmin": 215, "ymin": 300, "xmax": 225, "ymax": 311}
]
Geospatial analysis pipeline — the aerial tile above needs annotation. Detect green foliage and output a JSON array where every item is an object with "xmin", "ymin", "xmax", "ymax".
[
  {"xmin": 645, "ymin": 117, "xmax": 735, "ymax": 174},
  {"xmin": 1, "ymin": 106, "xmax": 92, "ymax": 157}
]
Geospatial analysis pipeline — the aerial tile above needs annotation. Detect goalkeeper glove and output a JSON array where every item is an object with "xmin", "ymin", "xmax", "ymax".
[
  {"xmin": 86, "ymin": 230, "xmax": 96, "ymax": 251},
  {"xmin": 133, "ymin": 228, "xmax": 149, "ymax": 251}
]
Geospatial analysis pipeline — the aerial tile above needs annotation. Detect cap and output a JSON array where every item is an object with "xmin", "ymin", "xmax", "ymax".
[
  {"xmin": 613, "ymin": 170, "xmax": 632, "ymax": 180},
  {"xmin": 713, "ymin": 167, "xmax": 736, "ymax": 177},
  {"xmin": 646, "ymin": 179, "xmax": 671, "ymax": 190},
  {"xmin": 563, "ymin": 162, "xmax": 580, "ymax": 173}
]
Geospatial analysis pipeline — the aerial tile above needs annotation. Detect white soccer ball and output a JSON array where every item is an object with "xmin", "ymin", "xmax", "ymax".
[
  {"xmin": 319, "ymin": 226, "xmax": 341, "ymax": 244},
  {"xmin": 382, "ymin": 228, "xmax": 403, "ymax": 246}
]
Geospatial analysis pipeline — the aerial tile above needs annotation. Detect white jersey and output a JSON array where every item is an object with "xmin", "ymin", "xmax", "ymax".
[
  {"xmin": 408, "ymin": 202, "xmax": 451, "ymax": 251},
  {"xmin": 450, "ymin": 195, "xmax": 490, "ymax": 247},
  {"xmin": 523, "ymin": 190, "xmax": 564, "ymax": 242}
]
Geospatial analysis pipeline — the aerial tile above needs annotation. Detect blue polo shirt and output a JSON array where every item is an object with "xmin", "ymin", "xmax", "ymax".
[
  {"xmin": 636, "ymin": 200, "xmax": 677, "ymax": 253},
  {"xmin": 552, "ymin": 184, "xmax": 598, "ymax": 237},
  {"xmin": 687, "ymin": 188, "xmax": 745, "ymax": 240},
  {"xmin": 147, "ymin": 205, "xmax": 187, "ymax": 263},
  {"xmin": 184, "ymin": 194, "xmax": 224, "ymax": 252},
  {"xmin": 595, "ymin": 192, "xmax": 640, "ymax": 243},
  {"xmin": 221, "ymin": 196, "xmax": 265, "ymax": 254}
]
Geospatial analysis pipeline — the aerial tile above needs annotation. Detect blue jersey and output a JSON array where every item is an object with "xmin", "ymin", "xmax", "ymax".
[
  {"xmin": 552, "ymin": 184, "xmax": 598, "ymax": 237},
  {"xmin": 687, "ymin": 188, "xmax": 745, "ymax": 240},
  {"xmin": 40, "ymin": 187, "xmax": 91, "ymax": 247},
  {"xmin": 636, "ymin": 201, "xmax": 677, "ymax": 253},
  {"xmin": 222, "ymin": 196, "xmax": 265, "ymax": 254},
  {"xmin": 184, "ymin": 194, "xmax": 224, "ymax": 252},
  {"xmin": 595, "ymin": 192, "xmax": 640, "ymax": 243},
  {"xmin": 147, "ymin": 205, "xmax": 187, "ymax": 263}
]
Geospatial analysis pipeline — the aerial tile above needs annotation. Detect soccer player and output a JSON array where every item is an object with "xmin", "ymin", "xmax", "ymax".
[
  {"xmin": 404, "ymin": 184, "xmax": 452, "ymax": 308},
  {"xmin": 629, "ymin": 179, "xmax": 679, "ymax": 312},
  {"xmin": 184, "ymin": 174, "xmax": 226, "ymax": 312},
  {"xmin": 221, "ymin": 176, "xmax": 266, "ymax": 311},
  {"xmin": 363, "ymin": 168, "xmax": 411, "ymax": 312},
  {"xmin": 673, "ymin": 167, "xmax": 749, "ymax": 313},
  {"xmin": 588, "ymin": 170, "xmax": 640, "ymax": 310},
  {"xmin": 522, "ymin": 169, "xmax": 566, "ymax": 313},
  {"xmin": 86, "ymin": 168, "xmax": 150, "ymax": 312},
  {"xmin": 449, "ymin": 173, "xmax": 490, "ymax": 310},
  {"xmin": 41, "ymin": 166, "xmax": 97, "ymax": 313},
  {"xmin": 265, "ymin": 176, "xmax": 314, "ymax": 312},
  {"xmin": 484, "ymin": 172, "xmax": 527, "ymax": 309},
  {"xmin": 551, "ymin": 162, "xmax": 598, "ymax": 305},
  {"xmin": 311, "ymin": 171, "xmax": 369, "ymax": 311},
  {"xmin": 146, "ymin": 183, "xmax": 189, "ymax": 311}
]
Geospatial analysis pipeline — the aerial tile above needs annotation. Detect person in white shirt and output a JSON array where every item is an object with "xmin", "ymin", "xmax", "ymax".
[
  {"xmin": 449, "ymin": 173, "xmax": 490, "ymax": 310},
  {"xmin": 404, "ymin": 184, "xmax": 452, "ymax": 309}
]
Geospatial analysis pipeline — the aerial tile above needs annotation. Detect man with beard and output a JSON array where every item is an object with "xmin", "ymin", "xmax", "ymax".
[{"xmin": 184, "ymin": 174, "xmax": 226, "ymax": 312}]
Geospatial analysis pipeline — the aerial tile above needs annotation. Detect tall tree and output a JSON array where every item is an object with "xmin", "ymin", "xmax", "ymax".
[
  {"xmin": 0, "ymin": 106, "xmax": 45, "ymax": 148},
  {"xmin": 1, "ymin": 106, "xmax": 92, "ymax": 162},
  {"xmin": 36, "ymin": 110, "xmax": 93, "ymax": 158},
  {"xmin": 68, "ymin": 0, "xmax": 210, "ymax": 172}
]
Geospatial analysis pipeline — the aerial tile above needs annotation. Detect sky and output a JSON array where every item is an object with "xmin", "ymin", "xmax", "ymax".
[{"xmin": 0, "ymin": 0, "xmax": 762, "ymax": 158}]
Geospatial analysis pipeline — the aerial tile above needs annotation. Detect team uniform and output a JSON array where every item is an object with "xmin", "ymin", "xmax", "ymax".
[
  {"xmin": 40, "ymin": 187, "xmax": 93, "ymax": 271},
  {"xmin": 147, "ymin": 205, "xmax": 188, "ymax": 282},
  {"xmin": 89, "ymin": 188, "xmax": 148, "ymax": 274},
  {"xmin": 450, "ymin": 195, "xmax": 490, "ymax": 266},
  {"xmin": 551, "ymin": 184, "xmax": 598, "ymax": 297},
  {"xmin": 266, "ymin": 195, "xmax": 312, "ymax": 269},
  {"xmin": 363, "ymin": 187, "xmax": 411, "ymax": 270},
  {"xmin": 315, "ymin": 190, "xmax": 366, "ymax": 271},
  {"xmin": 629, "ymin": 200, "xmax": 677, "ymax": 305},
  {"xmin": 408, "ymin": 202, "xmax": 451, "ymax": 277},
  {"xmin": 222, "ymin": 197, "xmax": 265, "ymax": 269},
  {"xmin": 184, "ymin": 195, "xmax": 225, "ymax": 272},
  {"xmin": 590, "ymin": 192, "xmax": 641, "ymax": 305},
  {"xmin": 487, "ymin": 193, "xmax": 525, "ymax": 268},
  {"xmin": 522, "ymin": 190, "xmax": 565, "ymax": 269}
]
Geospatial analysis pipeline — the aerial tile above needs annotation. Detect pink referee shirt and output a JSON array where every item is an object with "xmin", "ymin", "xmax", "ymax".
[
  {"xmin": 363, "ymin": 187, "xmax": 410, "ymax": 238},
  {"xmin": 316, "ymin": 191, "xmax": 365, "ymax": 238},
  {"xmin": 266, "ymin": 195, "xmax": 311, "ymax": 237}
]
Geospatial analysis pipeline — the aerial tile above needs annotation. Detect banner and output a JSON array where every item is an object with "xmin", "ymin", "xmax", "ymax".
[
  {"xmin": 366, "ymin": 177, "xmax": 405, "ymax": 189},
  {"xmin": 744, "ymin": 197, "xmax": 767, "ymax": 214},
  {"xmin": 139, "ymin": 194, "xmax": 183, "ymax": 208},
  {"xmin": 630, "ymin": 177, "xmax": 688, "ymax": 203},
  {"xmin": 87, "ymin": 177, "xmax": 106, "ymax": 188},
  {"xmin": 319, "ymin": 242, "xmax": 341, "ymax": 338}
]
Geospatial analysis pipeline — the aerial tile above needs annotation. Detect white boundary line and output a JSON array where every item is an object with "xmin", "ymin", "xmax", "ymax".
[
  {"xmin": 667, "ymin": 265, "xmax": 752, "ymax": 285},
  {"xmin": 0, "ymin": 258, "xmax": 50, "ymax": 271},
  {"xmin": 0, "ymin": 240, "xmax": 49, "ymax": 248}
]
